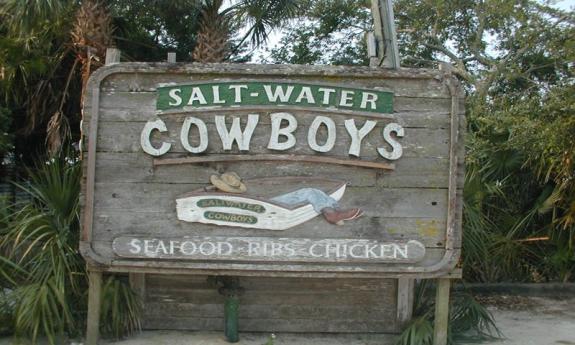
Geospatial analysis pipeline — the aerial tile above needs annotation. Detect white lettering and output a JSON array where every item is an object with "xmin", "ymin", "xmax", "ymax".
[
  {"xmin": 217, "ymin": 242, "xmax": 233, "ymax": 255},
  {"xmin": 360, "ymin": 92, "xmax": 378, "ymax": 110},
  {"xmin": 140, "ymin": 119, "xmax": 171, "ymax": 156},
  {"xmin": 308, "ymin": 116, "xmax": 336, "ymax": 152},
  {"xmin": 267, "ymin": 112, "xmax": 297, "ymax": 151},
  {"xmin": 180, "ymin": 241, "xmax": 196, "ymax": 255},
  {"xmin": 229, "ymin": 84, "xmax": 248, "ymax": 102},
  {"xmin": 349, "ymin": 244, "xmax": 365, "ymax": 258},
  {"xmin": 378, "ymin": 123, "xmax": 404, "ymax": 160},
  {"xmin": 263, "ymin": 85, "xmax": 294, "ymax": 102},
  {"xmin": 393, "ymin": 244, "xmax": 408, "ymax": 259},
  {"xmin": 344, "ymin": 119, "xmax": 376, "ymax": 157},
  {"xmin": 339, "ymin": 90, "xmax": 355, "ymax": 107},
  {"xmin": 180, "ymin": 116, "xmax": 208, "ymax": 153},
  {"xmin": 156, "ymin": 240, "xmax": 168, "ymax": 255},
  {"xmin": 129, "ymin": 239, "xmax": 141, "ymax": 254},
  {"xmin": 215, "ymin": 114, "xmax": 259, "ymax": 151},
  {"xmin": 317, "ymin": 88, "xmax": 335, "ymax": 104},
  {"xmin": 168, "ymin": 88, "xmax": 182, "ymax": 106},
  {"xmin": 199, "ymin": 242, "xmax": 216, "ymax": 256},
  {"xmin": 187, "ymin": 87, "xmax": 207, "ymax": 105},
  {"xmin": 309, "ymin": 243, "xmax": 324, "ymax": 258},
  {"xmin": 248, "ymin": 242, "xmax": 261, "ymax": 256},
  {"xmin": 212, "ymin": 85, "xmax": 225, "ymax": 104},
  {"xmin": 294, "ymin": 87, "xmax": 316, "ymax": 104}
]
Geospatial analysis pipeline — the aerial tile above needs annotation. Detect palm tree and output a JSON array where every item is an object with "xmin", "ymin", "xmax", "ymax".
[
  {"xmin": 0, "ymin": 0, "xmax": 113, "ymax": 155},
  {"xmin": 192, "ymin": 0, "xmax": 302, "ymax": 62}
]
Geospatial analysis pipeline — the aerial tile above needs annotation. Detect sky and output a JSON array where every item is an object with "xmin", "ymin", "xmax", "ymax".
[
  {"xmin": 554, "ymin": 0, "xmax": 575, "ymax": 10},
  {"xmin": 250, "ymin": 0, "xmax": 574, "ymax": 63}
]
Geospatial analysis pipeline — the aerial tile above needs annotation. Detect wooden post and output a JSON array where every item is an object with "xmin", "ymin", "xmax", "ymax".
[
  {"xmin": 370, "ymin": 0, "xmax": 400, "ymax": 68},
  {"xmin": 167, "ymin": 52, "xmax": 177, "ymax": 63},
  {"xmin": 105, "ymin": 48, "xmax": 121, "ymax": 65},
  {"xmin": 396, "ymin": 278, "xmax": 414, "ymax": 327},
  {"xmin": 433, "ymin": 278, "xmax": 451, "ymax": 345},
  {"xmin": 86, "ymin": 270, "xmax": 103, "ymax": 345}
]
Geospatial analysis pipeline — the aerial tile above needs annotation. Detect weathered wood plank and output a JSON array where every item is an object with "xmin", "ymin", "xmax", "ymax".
[
  {"xmin": 89, "ymin": 241, "xmax": 453, "ymax": 270},
  {"xmin": 433, "ymin": 278, "xmax": 451, "ymax": 345},
  {"xmin": 99, "ymin": 71, "xmax": 451, "ymax": 98},
  {"xmin": 92, "ymin": 212, "xmax": 447, "ymax": 246},
  {"xmin": 92, "ymin": 183, "xmax": 449, "ymax": 218},
  {"xmin": 86, "ymin": 270, "xmax": 102, "ymax": 345}
]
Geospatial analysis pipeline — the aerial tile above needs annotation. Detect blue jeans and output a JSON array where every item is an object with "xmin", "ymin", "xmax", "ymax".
[{"xmin": 270, "ymin": 188, "xmax": 338, "ymax": 213}]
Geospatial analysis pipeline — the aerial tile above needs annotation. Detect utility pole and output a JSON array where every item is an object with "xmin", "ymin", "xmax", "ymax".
[{"xmin": 369, "ymin": 0, "xmax": 400, "ymax": 69}]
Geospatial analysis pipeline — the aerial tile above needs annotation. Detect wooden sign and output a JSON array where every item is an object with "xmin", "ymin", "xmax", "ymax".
[{"xmin": 80, "ymin": 64, "xmax": 464, "ymax": 278}]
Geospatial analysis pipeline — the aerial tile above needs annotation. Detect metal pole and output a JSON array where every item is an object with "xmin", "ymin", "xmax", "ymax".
[{"xmin": 218, "ymin": 277, "xmax": 244, "ymax": 343}]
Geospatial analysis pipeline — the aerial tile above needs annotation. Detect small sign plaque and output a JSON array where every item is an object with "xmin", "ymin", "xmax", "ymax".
[{"xmin": 112, "ymin": 236, "xmax": 426, "ymax": 263}]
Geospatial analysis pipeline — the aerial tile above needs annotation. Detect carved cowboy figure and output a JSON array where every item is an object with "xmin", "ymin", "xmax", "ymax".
[{"xmin": 210, "ymin": 172, "xmax": 363, "ymax": 225}]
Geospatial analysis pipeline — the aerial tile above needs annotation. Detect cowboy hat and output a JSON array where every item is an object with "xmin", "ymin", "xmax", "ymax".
[{"xmin": 210, "ymin": 172, "xmax": 247, "ymax": 193}]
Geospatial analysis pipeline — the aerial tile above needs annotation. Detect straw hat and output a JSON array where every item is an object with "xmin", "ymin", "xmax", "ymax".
[{"xmin": 210, "ymin": 172, "xmax": 247, "ymax": 193}]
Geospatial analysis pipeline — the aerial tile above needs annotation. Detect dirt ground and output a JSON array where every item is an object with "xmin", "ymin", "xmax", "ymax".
[
  {"xmin": 461, "ymin": 295, "xmax": 575, "ymax": 345},
  {"xmin": 2, "ymin": 296, "xmax": 574, "ymax": 345}
]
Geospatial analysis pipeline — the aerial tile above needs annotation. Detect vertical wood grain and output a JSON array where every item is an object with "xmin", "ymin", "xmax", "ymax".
[
  {"xmin": 396, "ymin": 278, "xmax": 414, "ymax": 326},
  {"xmin": 433, "ymin": 278, "xmax": 451, "ymax": 345},
  {"xmin": 86, "ymin": 270, "xmax": 103, "ymax": 345}
]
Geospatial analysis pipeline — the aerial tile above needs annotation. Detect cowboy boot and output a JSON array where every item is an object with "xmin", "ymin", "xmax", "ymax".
[{"xmin": 321, "ymin": 207, "xmax": 363, "ymax": 225}]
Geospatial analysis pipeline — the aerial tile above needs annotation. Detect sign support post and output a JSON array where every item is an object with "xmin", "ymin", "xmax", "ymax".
[
  {"xmin": 86, "ymin": 270, "xmax": 102, "ymax": 345},
  {"xmin": 433, "ymin": 278, "xmax": 451, "ymax": 345}
]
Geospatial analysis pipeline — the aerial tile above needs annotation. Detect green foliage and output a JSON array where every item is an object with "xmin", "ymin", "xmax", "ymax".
[
  {"xmin": 265, "ymin": 0, "xmax": 370, "ymax": 65},
  {"xmin": 0, "ymin": 154, "xmax": 142, "ymax": 343},
  {"xmin": 100, "ymin": 276, "xmax": 142, "ymax": 340},
  {"xmin": 110, "ymin": 0, "xmax": 202, "ymax": 62},
  {"xmin": 396, "ymin": 281, "xmax": 500, "ymax": 345},
  {"xmin": 0, "ymin": 156, "xmax": 83, "ymax": 343}
]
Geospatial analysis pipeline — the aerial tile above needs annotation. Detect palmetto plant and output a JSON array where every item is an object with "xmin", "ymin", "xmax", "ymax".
[
  {"xmin": 396, "ymin": 280, "xmax": 500, "ymax": 345},
  {"xmin": 0, "ymin": 156, "xmax": 84, "ymax": 343},
  {"xmin": 0, "ymin": 154, "xmax": 141, "ymax": 343}
]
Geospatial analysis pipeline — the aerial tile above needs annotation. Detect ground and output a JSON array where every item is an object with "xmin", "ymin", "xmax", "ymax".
[{"xmin": 1, "ymin": 296, "xmax": 574, "ymax": 345}]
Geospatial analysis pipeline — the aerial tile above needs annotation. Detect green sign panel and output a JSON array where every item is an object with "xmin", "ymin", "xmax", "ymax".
[
  {"xmin": 203, "ymin": 211, "xmax": 258, "ymax": 225},
  {"xmin": 197, "ymin": 198, "xmax": 266, "ymax": 214},
  {"xmin": 157, "ymin": 82, "xmax": 393, "ymax": 114}
]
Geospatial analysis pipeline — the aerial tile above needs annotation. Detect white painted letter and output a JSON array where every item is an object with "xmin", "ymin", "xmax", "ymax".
[
  {"xmin": 318, "ymin": 88, "xmax": 336, "ymax": 105},
  {"xmin": 129, "ymin": 239, "xmax": 141, "ymax": 254},
  {"xmin": 212, "ymin": 85, "xmax": 225, "ymax": 104},
  {"xmin": 295, "ymin": 87, "xmax": 316, "ymax": 104},
  {"xmin": 180, "ymin": 116, "xmax": 208, "ymax": 153},
  {"xmin": 340, "ymin": 90, "xmax": 355, "ymax": 107},
  {"xmin": 360, "ymin": 92, "xmax": 378, "ymax": 110},
  {"xmin": 187, "ymin": 87, "xmax": 207, "ymax": 105},
  {"xmin": 308, "ymin": 116, "xmax": 336, "ymax": 152},
  {"xmin": 140, "ymin": 119, "xmax": 171, "ymax": 156},
  {"xmin": 344, "ymin": 119, "xmax": 376, "ymax": 157},
  {"xmin": 168, "ymin": 88, "xmax": 182, "ymax": 106},
  {"xmin": 377, "ymin": 123, "xmax": 404, "ymax": 160},
  {"xmin": 215, "ymin": 114, "xmax": 259, "ymax": 151},
  {"xmin": 229, "ymin": 84, "xmax": 248, "ymax": 102},
  {"xmin": 267, "ymin": 112, "xmax": 298, "ymax": 151},
  {"xmin": 263, "ymin": 85, "xmax": 294, "ymax": 102}
]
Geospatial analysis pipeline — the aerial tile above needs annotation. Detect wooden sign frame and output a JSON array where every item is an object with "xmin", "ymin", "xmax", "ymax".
[
  {"xmin": 80, "ymin": 63, "xmax": 464, "ymax": 279},
  {"xmin": 80, "ymin": 56, "xmax": 465, "ymax": 345}
]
